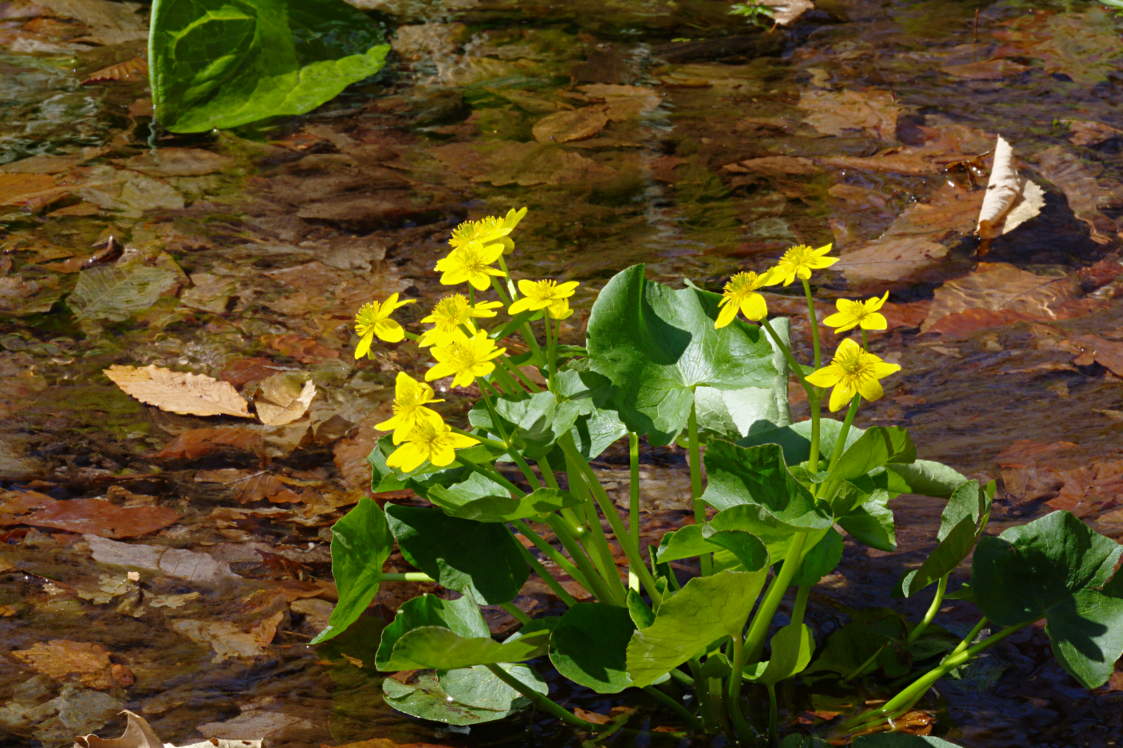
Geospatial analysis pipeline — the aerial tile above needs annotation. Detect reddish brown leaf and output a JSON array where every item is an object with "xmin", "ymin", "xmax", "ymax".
[
  {"xmin": 11, "ymin": 639, "xmax": 131, "ymax": 690},
  {"xmin": 153, "ymin": 426, "xmax": 266, "ymax": 461},
  {"xmin": 18, "ymin": 498, "xmax": 179, "ymax": 538}
]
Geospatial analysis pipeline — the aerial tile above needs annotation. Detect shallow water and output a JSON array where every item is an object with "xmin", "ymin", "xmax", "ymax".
[{"xmin": 0, "ymin": 0, "xmax": 1121, "ymax": 745}]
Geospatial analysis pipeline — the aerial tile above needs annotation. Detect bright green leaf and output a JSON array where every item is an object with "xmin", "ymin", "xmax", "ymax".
[
  {"xmin": 792, "ymin": 529, "xmax": 843, "ymax": 586},
  {"xmin": 390, "ymin": 626, "xmax": 550, "ymax": 670},
  {"xmin": 586, "ymin": 265, "xmax": 779, "ymax": 445},
  {"xmin": 376, "ymin": 594, "xmax": 488, "ymax": 671},
  {"xmin": 833, "ymin": 426, "xmax": 915, "ymax": 482},
  {"xmin": 383, "ymin": 665, "xmax": 541, "ymax": 726},
  {"xmin": 150, "ymin": 0, "xmax": 391, "ymax": 132},
  {"xmin": 837, "ymin": 490, "xmax": 897, "ymax": 551},
  {"xmin": 752, "ymin": 623, "xmax": 814, "ymax": 685},
  {"xmin": 702, "ymin": 441, "xmax": 831, "ymax": 529},
  {"xmin": 627, "ymin": 570, "xmax": 767, "ymax": 686},
  {"xmin": 311, "ymin": 498, "xmax": 392, "ymax": 644}
]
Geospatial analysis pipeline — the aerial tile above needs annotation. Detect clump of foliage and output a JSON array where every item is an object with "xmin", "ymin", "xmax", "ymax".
[
  {"xmin": 315, "ymin": 210, "xmax": 1123, "ymax": 745},
  {"xmin": 148, "ymin": 0, "xmax": 390, "ymax": 133}
]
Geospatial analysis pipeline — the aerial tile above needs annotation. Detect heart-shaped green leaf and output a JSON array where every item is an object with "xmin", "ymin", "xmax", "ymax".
[
  {"xmin": 586, "ymin": 265, "xmax": 779, "ymax": 445},
  {"xmin": 702, "ymin": 441, "xmax": 831, "ymax": 529},
  {"xmin": 376, "ymin": 593, "xmax": 488, "ymax": 671},
  {"xmin": 385, "ymin": 504, "xmax": 528, "ymax": 604},
  {"xmin": 550, "ymin": 603, "xmax": 635, "ymax": 694},
  {"xmin": 390, "ymin": 626, "xmax": 550, "ymax": 670}
]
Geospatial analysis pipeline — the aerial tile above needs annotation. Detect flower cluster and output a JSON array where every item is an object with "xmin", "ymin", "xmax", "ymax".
[
  {"xmin": 715, "ymin": 242, "xmax": 900, "ymax": 411},
  {"xmin": 351, "ymin": 207, "xmax": 580, "ymax": 472}
]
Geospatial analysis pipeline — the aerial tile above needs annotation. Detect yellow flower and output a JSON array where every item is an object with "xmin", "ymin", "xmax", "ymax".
[
  {"xmin": 804, "ymin": 338, "xmax": 901, "ymax": 411},
  {"xmin": 450, "ymin": 207, "xmax": 528, "ymax": 255},
  {"xmin": 715, "ymin": 270, "xmax": 774, "ymax": 328},
  {"xmin": 354, "ymin": 293, "xmax": 415, "ymax": 359},
  {"xmin": 425, "ymin": 329, "xmax": 507, "ymax": 388},
  {"xmin": 823, "ymin": 291, "xmax": 890, "ymax": 334},
  {"xmin": 418, "ymin": 295, "xmax": 503, "ymax": 347},
  {"xmin": 434, "ymin": 242, "xmax": 507, "ymax": 290},
  {"xmin": 375, "ymin": 372, "xmax": 446, "ymax": 443},
  {"xmin": 770, "ymin": 243, "xmax": 838, "ymax": 287},
  {"xmin": 385, "ymin": 418, "xmax": 478, "ymax": 473},
  {"xmin": 508, "ymin": 279, "xmax": 579, "ymax": 318}
]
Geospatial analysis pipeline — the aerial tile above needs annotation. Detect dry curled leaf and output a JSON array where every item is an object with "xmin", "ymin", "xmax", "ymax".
[
  {"xmin": 74, "ymin": 708, "xmax": 263, "ymax": 748},
  {"xmin": 976, "ymin": 135, "xmax": 1044, "ymax": 241},
  {"xmin": 254, "ymin": 373, "xmax": 316, "ymax": 426},
  {"xmin": 105, "ymin": 365, "xmax": 253, "ymax": 418}
]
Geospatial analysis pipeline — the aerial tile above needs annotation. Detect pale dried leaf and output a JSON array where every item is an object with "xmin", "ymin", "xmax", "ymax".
[
  {"xmin": 74, "ymin": 709, "xmax": 262, "ymax": 748},
  {"xmin": 255, "ymin": 373, "xmax": 316, "ymax": 426},
  {"xmin": 105, "ymin": 365, "xmax": 253, "ymax": 418},
  {"xmin": 976, "ymin": 135, "xmax": 1043, "ymax": 239},
  {"xmin": 762, "ymin": 0, "xmax": 814, "ymax": 26},
  {"xmin": 82, "ymin": 56, "xmax": 148, "ymax": 85},
  {"xmin": 74, "ymin": 709, "xmax": 162, "ymax": 748}
]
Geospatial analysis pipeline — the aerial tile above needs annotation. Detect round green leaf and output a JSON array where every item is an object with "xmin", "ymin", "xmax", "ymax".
[
  {"xmin": 702, "ymin": 441, "xmax": 831, "ymax": 529},
  {"xmin": 586, "ymin": 265, "xmax": 779, "ymax": 445},
  {"xmin": 389, "ymin": 626, "xmax": 550, "ymax": 670},
  {"xmin": 385, "ymin": 504, "xmax": 529, "ymax": 604},
  {"xmin": 376, "ymin": 594, "xmax": 488, "ymax": 671}
]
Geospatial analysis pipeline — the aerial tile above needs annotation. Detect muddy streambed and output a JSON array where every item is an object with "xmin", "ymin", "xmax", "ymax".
[{"xmin": 1, "ymin": 0, "xmax": 1122, "ymax": 745}]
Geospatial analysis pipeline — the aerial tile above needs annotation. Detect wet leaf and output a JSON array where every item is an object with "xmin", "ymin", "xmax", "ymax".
[
  {"xmin": 750, "ymin": 623, "xmax": 814, "ymax": 685},
  {"xmin": 921, "ymin": 263, "xmax": 1081, "ymax": 335},
  {"xmin": 976, "ymin": 136, "xmax": 1044, "ymax": 241},
  {"xmin": 82, "ymin": 56, "xmax": 148, "ymax": 85},
  {"xmin": 995, "ymin": 7, "xmax": 1122, "ymax": 86},
  {"xmin": 32, "ymin": 0, "xmax": 147, "ymax": 46},
  {"xmin": 799, "ymin": 88, "xmax": 900, "ymax": 142},
  {"xmin": 16, "ymin": 498, "xmax": 179, "ymax": 538},
  {"xmin": 254, "ymin": 373, "xmax": 315, "ymax": 426},
  {"xmin": 532, "ymin": 106, "xmax": 609, "ymax": 143},
  {"xmin": 150, "ymin": 0, "xmax": 390, "ymax": 132},
  {"xmin": 153, "ymin": 426, "xmax": 266, "ymax": 460},
  {"xmin": 105, "ymin": 365, "xmax": 253, "ymax": 418},
  {"xmin": 70, "ymin": 256, "xmax": 185, "ymax": 322},
  {"xmin": 382, "ymin": 667, "xmax": 540, "ymax": 727},
  {"xmin": 86, "ymin": 535, "xmax": 242, "ymax": 586},
  {"xmin": 432, "ymin": 141, "xmax": 617, "ymax": 187},
  {"xmin": 389, "ymin": 626, "xmax": 550, "ymax": 670},
  {"xmin": 1034, "ymin": 145, "xmax": 1118, "ymax": 245},
  {"xmin": 12, "ymin": 640, "xmax": 130, "ymax": 691},
  {"xmin": 169, "ymin": 610, "xmax": 283, "ymax": 662}
]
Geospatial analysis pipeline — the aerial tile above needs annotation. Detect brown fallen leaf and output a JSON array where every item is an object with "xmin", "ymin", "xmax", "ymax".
[
  {"xmin": 532, "ymin": 106, "xmax": 609, "ymax": 144},
  {"xmin": 82, "ymin": 56, "xmax": 148, "ymax": 85},
  {"xmin": 16, "ymin": 498, "xmax": 179, "ymax": 538},
  {"xmin": 254, "ymin": 373, "xmax": 316, "ymax": 426},
  {"xmin": 170, "ymin": 610, "xmax": 283, "ymax": 662},
  {"xmin": 798, "ymin": 88, "xmax": 900, "ymax": 142},
  {"xmin": 12, "ymin": 639, "xmax": 131, "ymax": 690},
  {"xmin": 921, "ymin": 262, "xmax": 1081, "ymax": 334},
  {"xmin": 976, "ymin": 135, "xmax": 1044, "ymax": 242},
  {"xmin": 105, "ymin": 365, "xmax": 253, "ymax": 418},
  {"xmin": 153, "ymin": 426, "xmax": 266, "ymax": 461},
  {"xmin": 1063, "ymin": 334, "xmax": 1123, "ymax": 378}
]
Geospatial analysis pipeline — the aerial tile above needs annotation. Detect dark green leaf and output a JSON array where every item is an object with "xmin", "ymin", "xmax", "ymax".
[
  {"xmin": 853, "ymin": 735, "xmax": 964, "ymax": 747},
  {"xmin": 737, "ymin": 418, "xmax": 862, "ymax": 467},
  {"xmin": 150, "ymin": 0, "xmax": 391, "ymax": 132},
  {"xmin": 626, "ymin": 589, "xmax": 655, "ymax": 629},
  {"xmin": 376, "ymin": 594, "xmax": 488, "ymax": 671},
  {"xmin": 390, "ymin": 626, "xmax": 550, "ymax": 670},
  {"xmin": 586, "ymin": 265, "xmax": 779, "ymax": 445},
  {"xmin": 385, "ymin": 504, "xmax": 529, "ymax": 604},
  {"xmin": 440, "ymin": 663, "xmax": 548, "ymax": 712},
  {"xmin": 549, "ymin": 603, "xmax": 635, "ymax": 693},
  {"xmin": 702, "ymin": 441, "xmax": 831, "ymax": 529},
  {"xmin": 973, "ymin": 511, "xmax": 1122, "ymax": 625},
  {"xmin": 1046, "ymin": 572, "xmax": 1123, "ymax": 688},
  {"xmin": 886, "ymin": 460, "xmax": 969, "ymax": 499},
  {"xmin": 627, "ymin": 570, "xmax": 767, "ymax": 686},
  {"xmin": 792, "ymin": 529, "xmax": 843, "ymax": 586},
  {"xmin": 937, "ymin": 480, "xmax": 993, "ymax": 541},
  {"xmin": 311, "ymin": 498, "xmax": 392, "ymax": 644}
]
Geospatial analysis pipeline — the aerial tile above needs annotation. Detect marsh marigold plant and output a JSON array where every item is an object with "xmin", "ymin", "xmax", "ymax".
[{"xmin": 322, "ymin": 216, "xmax": 1123, "ymax": 747}]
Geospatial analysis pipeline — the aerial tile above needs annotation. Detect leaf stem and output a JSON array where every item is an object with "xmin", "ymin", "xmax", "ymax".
[
  {"xmin": 509, "ymin": 531, "xmax": 578, "ymax": 607},
  {"xmin": 512, "ymin": 519, "xmax": 588, "ymax": 595},
  {"xmin": 628, "ymin": 432, "xmax": 642, "ymax": 555},
  {"xmin": 643, "ymin": 686, "xmax": 700, "ymax": 731},
  {"xmin": 907, "ymin": 574, "xmax": 948, "ymax": 645},
  {"xmin": 378, "ymin": 572, "xmax": 435, "ymax": 583},
  {"xmin": 687, "ymin": 400, "xmax": 711, "ymax": 576},
  {"xmin": 800, "ymin": 277, "xmax": 822, "ymax": 369},
  {"xmin": 743, "ymin": 530, "xmax": 811, "ymax": 663}
]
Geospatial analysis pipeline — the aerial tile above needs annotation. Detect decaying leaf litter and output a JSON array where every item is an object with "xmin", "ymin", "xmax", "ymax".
[{"xmin": 1, "ymin": 0, "xmax": 1122, "ymax": 745}]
